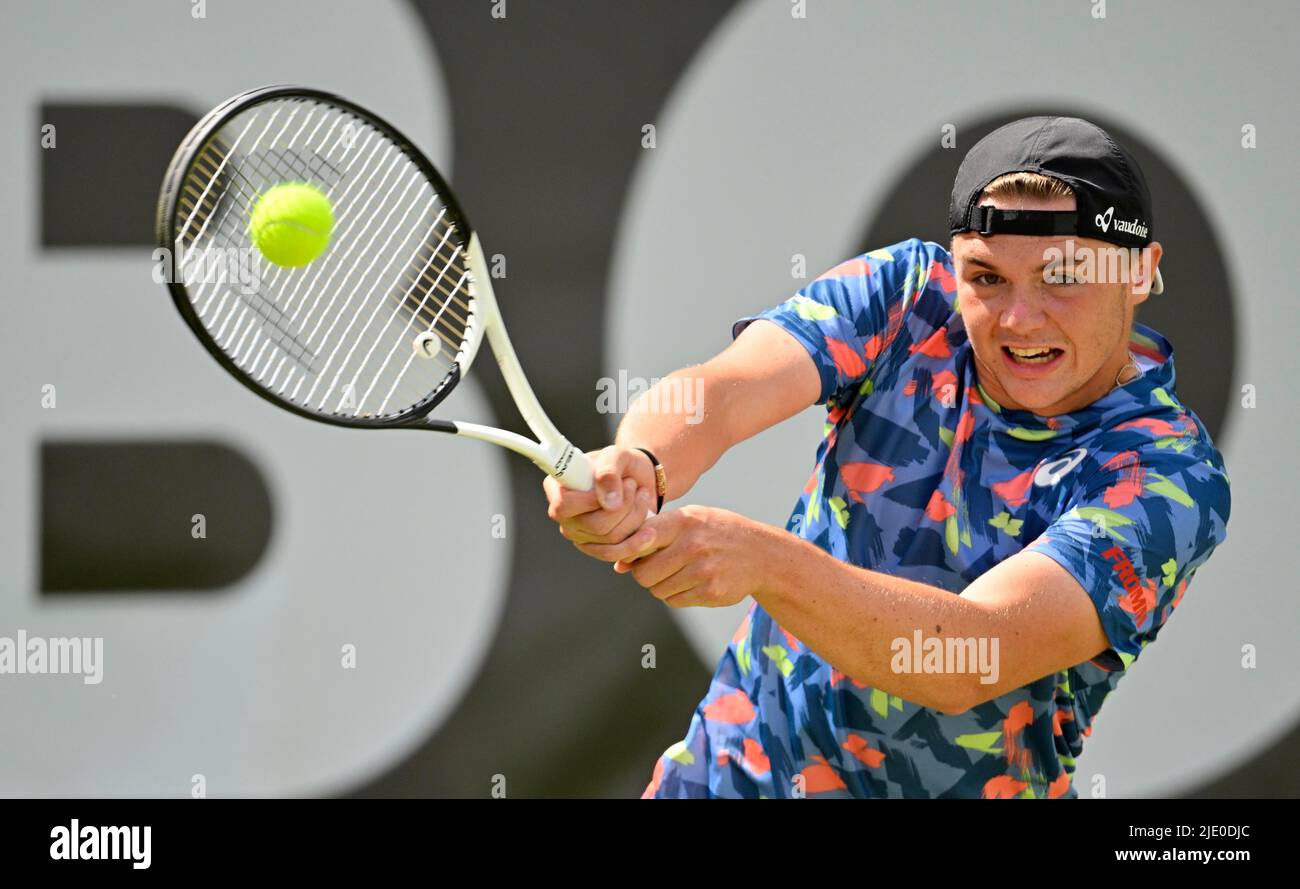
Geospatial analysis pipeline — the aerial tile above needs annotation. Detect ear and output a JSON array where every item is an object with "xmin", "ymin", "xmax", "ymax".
[{"xmin": 1130, "ymin": 242, "xmax": 1162, "ymax": 305}]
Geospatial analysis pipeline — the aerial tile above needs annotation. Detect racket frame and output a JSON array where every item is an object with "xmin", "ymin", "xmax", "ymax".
[{"xmin": 156, "ymin": 84, "xmax": 592, "ymax": 490}]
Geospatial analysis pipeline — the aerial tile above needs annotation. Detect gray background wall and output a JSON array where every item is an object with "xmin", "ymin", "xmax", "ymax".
[{"xmin": 1, "ymin": 0, "xmax": 1295, "ymax": 798}]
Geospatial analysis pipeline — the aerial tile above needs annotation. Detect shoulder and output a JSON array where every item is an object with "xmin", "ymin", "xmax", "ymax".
[
  {"xmin": 797, "ymin": 237, "xmax": 957, "ymax": 341},
  {"xmin": 813, "ymin": 238, "xmax": 951, "ymax": 283},
  {"xmin": 856, "ymin": 238, "xmax": 953, "ymax": 285},
  {"xmin": 1072, "ymin": 396, "xmax": 1231, "ymax": 529}
]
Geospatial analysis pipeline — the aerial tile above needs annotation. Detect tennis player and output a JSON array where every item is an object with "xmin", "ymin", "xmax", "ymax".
[{"xmin": 543, "ymin": 116, "xmax": 1231, "ymax": 798}]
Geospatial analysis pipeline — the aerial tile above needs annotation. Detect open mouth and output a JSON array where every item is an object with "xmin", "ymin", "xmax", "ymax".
[{"xmin": 1002, "ymin": 345, "xmax": 1063, "ymax": 366}]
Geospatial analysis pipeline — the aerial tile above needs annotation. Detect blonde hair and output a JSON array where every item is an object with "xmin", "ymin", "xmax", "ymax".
[
  {"xmin": 949, "ymin": 171, "xmax": 1076, "ymax": 249},
  {"xmin": 979, "ymin": 171, "xmax": 1074, "ymax": 202}
]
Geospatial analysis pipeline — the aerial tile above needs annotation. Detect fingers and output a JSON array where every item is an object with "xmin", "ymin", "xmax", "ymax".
[
  {"xmin": 621, "ymin": 553, "xmax": 700, "ymax": 603},
  {"xmin": 588, "ymin": 446, "xmax": 624, "ymax": 511},
  {"xmin": 543, "ymin": 471, "xmax": 601, "ymax": 521},
  {"xmin": 543, "ymin": 445, "xmax": 649, "ymax": 521},
  {"xmin": 545, "ymin": 446, "xmax": 662, "ymax": 549},
  {"xmin": 646, "ymin": 564, "xmax": 696, "ymax": 602},
  {"xmin": 623, "ymin": 551, "xmax": 716, "ymax": 609},
  {"xmin": 591, "ymin": 486, "xmax": 654, "ymax": 546},
  {"xmin": 611, "ymin": 526, "xmax": 687, "ymax": 586},
  {"xmin": 590, "ymin": 445, "xmax": 655, "ymax": 511},
  {"xmin": 563, "ymin": 483, "xmax": 641, "ymax": 544},
  {"xmin": 660, "ymin": 590, "xmax": 705, "ymax": 609},
  {"xmin": 575, "ymin": 515, "xmax": 660, "ymax": 563},
  {"xmin": 614, "ymin": 550, "xmax": 678, "ymax": 587}
]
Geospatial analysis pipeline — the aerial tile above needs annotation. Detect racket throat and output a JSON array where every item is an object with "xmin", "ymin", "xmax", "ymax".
[{"xmin": 461, "ymin": 233, "xmax": 594, "ymax": 490}]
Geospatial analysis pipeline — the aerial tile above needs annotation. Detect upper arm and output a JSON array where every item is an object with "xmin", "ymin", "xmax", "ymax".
[
  {"xmin": 729, "ymin": 238, "xmax": 947, "ymax": 411},
  {"xmin": 958, "ymin": 549, "xmax": 1111, "ymax": 703},
  {"xmin": 704, "ymin": 319, "xmax": 823, "ymax": 448}
]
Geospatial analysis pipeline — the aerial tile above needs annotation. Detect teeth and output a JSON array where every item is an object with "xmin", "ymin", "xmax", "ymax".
[{"xmin": 1007, "ymin": 346, "xmax": 1058, "ymax": 364}]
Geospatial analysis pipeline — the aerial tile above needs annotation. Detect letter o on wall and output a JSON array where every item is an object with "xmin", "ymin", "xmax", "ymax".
[{"xmin": 605, "ymin": 1, "xmax": 1291, "ymax": 796}]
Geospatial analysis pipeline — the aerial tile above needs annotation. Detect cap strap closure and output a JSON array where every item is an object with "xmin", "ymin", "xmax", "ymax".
[{"xmin": 970, "ymin": 206, "xmax": 1077, "ymax": 237}]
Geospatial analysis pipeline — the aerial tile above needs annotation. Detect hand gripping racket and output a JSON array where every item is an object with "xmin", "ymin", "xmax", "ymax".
[{"xmin": 155, "ymin": 85, "xmax": 592, "ymax": 489}]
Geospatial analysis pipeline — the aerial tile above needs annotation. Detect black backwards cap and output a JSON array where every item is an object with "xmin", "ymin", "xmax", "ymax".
[{"xmin": 949, "ymin": 116, "xmax": 1162, "ymax": 294}]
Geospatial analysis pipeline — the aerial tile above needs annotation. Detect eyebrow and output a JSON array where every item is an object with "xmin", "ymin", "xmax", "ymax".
[{"xmin": 963, "ymin": 256, "xmax": 1056, "ymax": 272}]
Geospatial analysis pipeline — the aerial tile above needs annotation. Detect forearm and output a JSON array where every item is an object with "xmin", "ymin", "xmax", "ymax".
[
  {"xmin": 613, "ymin": 367, "xmax": 731, "ymax": 502},
  {"xmin": 751, "ymin": 524, "xmax": 998, "ymax": 714}
]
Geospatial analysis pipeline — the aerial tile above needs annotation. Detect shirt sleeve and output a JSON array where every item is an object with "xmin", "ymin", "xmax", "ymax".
[
  {"xmin": 1026, "ymin": 446, "xmax": 1231, "ymax": 671},
  {"xmin": 730, "ymin": 238, "xmax": 944, "ymax": 408}
]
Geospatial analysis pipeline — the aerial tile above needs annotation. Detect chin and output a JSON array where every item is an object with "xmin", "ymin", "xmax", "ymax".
[{"xmin": 1000, "ymin": 381, "xmax": 1068, "ymax": 414}]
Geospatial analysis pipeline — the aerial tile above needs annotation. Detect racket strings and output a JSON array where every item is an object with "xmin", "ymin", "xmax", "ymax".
[
  {"xmin": 386, "ymin": 222, "xmax": 473, "ymax": 341},
  {"xmin": 178, "ymin": 108, "xmax": 372, "ymax": 387},
  {"xmin": 179, "ymin": 108, "xmax": 348, "ymax": 372},
  {"xmin": 170, "ymin": 96, "xmax": 477, "ymax": 420},
  {"xmin": 176, "ymin": 145, "xmax": 322, "ymax": 372},
  {"xmin": 203, "ymin": 102, "xmax": 353, "ymax": 311}
]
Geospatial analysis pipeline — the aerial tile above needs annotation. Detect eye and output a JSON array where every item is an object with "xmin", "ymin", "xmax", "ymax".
[
  {"xmin": 972, "ymin": 273, "xmax": 1001, "ymax": 287},
  {"xmin": 1042, "ymin": 265, "xmax": 1084, "ymax": 287}
]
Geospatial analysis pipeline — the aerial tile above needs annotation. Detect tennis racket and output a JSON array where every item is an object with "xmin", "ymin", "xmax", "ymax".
[{"xmin": 155, "ymin": 84, "xmax": 592, "ymax": 490}]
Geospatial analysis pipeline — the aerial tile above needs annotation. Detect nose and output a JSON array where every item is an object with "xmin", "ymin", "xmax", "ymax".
[{"xmin": 999, "ymin": 284, "xmax": 1048, "ymax": 334}]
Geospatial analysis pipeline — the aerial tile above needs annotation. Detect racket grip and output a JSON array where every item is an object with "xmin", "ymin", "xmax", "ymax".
[{"xmin": 551, "ymin": 442, "xmax": 594, "ymax": 491}]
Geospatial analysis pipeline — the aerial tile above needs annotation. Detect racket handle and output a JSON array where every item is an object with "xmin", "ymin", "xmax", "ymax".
[{"xmin": 551, "ymin": 443, "xmax": 594, "ymax": 491}]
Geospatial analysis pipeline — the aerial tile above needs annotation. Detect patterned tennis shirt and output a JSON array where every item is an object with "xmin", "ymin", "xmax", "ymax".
[{"xmin": 643, "ymin": 237, "xmax": 1231, "ymax": 799}]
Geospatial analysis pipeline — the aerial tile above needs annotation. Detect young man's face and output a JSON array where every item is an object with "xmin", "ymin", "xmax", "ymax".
[{"xmin": 950, "ymin": 193, "xmax": 1160, "ymax": 416}]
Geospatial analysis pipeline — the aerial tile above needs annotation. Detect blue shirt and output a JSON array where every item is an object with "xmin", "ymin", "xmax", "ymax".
[{"xmin": 642, "ymin": 238, "xmax": 1231, "ymax": 799}]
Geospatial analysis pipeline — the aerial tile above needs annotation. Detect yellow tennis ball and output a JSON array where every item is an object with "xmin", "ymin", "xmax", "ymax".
[{"xmin": 248, "ymin": 182, "xmax": 334, "ymax": 267}]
